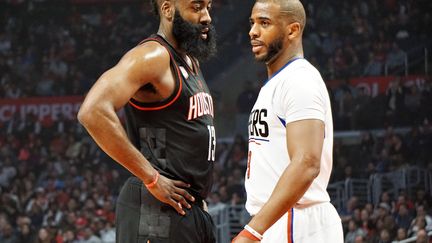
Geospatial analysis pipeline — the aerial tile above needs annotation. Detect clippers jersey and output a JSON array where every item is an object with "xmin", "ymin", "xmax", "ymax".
[
  {"xmin": 124, "ymin": 35, "xmax": 216, "ymax": 199},
  {"xmin": 245, "ymin": 58, "xmax": 333, "ymax": 215}
]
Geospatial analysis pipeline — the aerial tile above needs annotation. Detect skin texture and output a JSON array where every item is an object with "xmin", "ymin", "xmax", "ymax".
[
  {"xmin": 233, "ymin": 1, "xmax": 325, "ymax": 242},
  {"xmin": 77, "ymin": 0, "xmax": 213, "ymax": 216}
]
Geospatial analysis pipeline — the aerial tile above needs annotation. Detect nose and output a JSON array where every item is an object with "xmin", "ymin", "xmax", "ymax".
[
  {"xmin": 200, "ymin": 8, "xmax": 211, "ymax": 25},
  {"xmin": 249, "ymin": 23, "xmax": 259, "ymax": 39}
]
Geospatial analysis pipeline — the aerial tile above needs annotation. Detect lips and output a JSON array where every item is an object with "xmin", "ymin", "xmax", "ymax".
[
  {"xmin": 251, "ymin": 40, "xmax": 264, "ymax": 53},
  {"xmin": 201, "ymin": 27, "xmax": 209, "ymax": 40}
]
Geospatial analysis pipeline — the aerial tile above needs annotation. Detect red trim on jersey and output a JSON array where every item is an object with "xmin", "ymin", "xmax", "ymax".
[
  {"xmin": 246, "ymin": 151, "xmax": 252, "ymax": 179},
  {"xmin": 248, "ymin": 140, "xmax": 262, "ymax": 145},
  {"xmin": 128, "ymin": 38, "xmax": 183, "ymax": 111}
]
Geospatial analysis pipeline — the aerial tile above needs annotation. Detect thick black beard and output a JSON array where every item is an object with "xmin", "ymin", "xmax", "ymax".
[
  {"xmin": 172, "ymin": 10, "xmax": 217, "ymax": 62},
  {"xmin": 257, "ymin": 35, "xmax": 283, "ymax": 63}
]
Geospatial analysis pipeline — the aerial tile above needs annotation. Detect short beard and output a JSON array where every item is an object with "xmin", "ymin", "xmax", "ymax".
[
  {"xmin": 172, "ymin": 10, "xmax": 217, "ymax": 62},
  {"xmin": 256, "ymin": 36, "xmax": 283, "ymax": 63}
]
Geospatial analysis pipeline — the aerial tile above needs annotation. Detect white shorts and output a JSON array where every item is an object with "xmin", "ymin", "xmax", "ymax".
[{"xmin": 262, "ymin": 202, "xmax": 343, "ymax": 243}]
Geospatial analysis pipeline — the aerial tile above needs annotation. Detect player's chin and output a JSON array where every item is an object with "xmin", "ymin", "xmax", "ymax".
[{"xmin": 254, "ymin": 54, "xmax": 268, "ymax": 62}]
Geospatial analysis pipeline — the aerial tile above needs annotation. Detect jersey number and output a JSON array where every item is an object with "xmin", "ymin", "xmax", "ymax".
[{"xmin": 207, "ymin": 125, "xmax": 216, "ymax": 161}]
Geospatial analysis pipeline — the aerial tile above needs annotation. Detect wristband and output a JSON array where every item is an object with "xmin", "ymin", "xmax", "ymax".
[
  {"xmin": 236, "ymin": 229, "xmax": 261, "ymax": 241},
  {"xmin": 145, "ymin": 171, "xmax": 160, "ymax": 188},
  {"xmin": 244, "ymin": 225, "xmax": 263, "ymax": 241}
]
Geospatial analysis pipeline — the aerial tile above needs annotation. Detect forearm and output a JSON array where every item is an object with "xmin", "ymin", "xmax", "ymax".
[
  {"xmin": 78, "ymin": 105, "xmax": 156, "ymax": 184},
  {"xmin": 248, "ymin": 159, "xmax": 319, "ymax": 234}
]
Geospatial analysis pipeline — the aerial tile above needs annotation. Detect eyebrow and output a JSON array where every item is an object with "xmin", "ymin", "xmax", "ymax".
[
  {"xmin": 191, "ymin": 0, "xmax": 209, "ymax": 4},
  {"xmin": 250, "ymin": 16, "xmax": 271, "ymax": 21}
]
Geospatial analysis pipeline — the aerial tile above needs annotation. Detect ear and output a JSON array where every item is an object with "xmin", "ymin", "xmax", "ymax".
[
  {"xmin": 161, "ymin": 0, "xmax": 175, "ymax": 20},
  {"xmin": 286, "ymin": 22, "xmax": 301, "ymax": 40}
]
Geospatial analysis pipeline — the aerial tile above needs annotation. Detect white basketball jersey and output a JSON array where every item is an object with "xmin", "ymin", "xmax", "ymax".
[{"xmin": 245, "ymin": 58, "xmax": 333, "ymax": 215}]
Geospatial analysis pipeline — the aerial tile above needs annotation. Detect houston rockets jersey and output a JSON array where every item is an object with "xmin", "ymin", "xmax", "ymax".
[
  {"xmin": 245, "ymin": 58, "xmax": 333, "ymax": 215},
  {"xmin": 124, "ymin": 35, "xmax": 216, "ymax": 199}
]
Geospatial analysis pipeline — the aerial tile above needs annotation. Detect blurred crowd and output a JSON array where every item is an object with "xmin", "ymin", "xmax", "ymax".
[
  {"xmin": 1, "ymin": 0, "xmax": 432, "ymax": 242},
  {"xmin": 301, "ymin": 0, "xmax": 431, "ymax": 79},
  {"xmin": 340, "ymin": 190, "xmax": 432, "ymax": 243},
  {"xmin": 0, "ymin": 115, "xmax": 121, "ymax": 242}
]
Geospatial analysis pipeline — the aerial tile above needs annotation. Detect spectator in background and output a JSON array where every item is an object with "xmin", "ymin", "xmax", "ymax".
[
  {"xmin": 379, "ymin": 228, "xmax": 392, "ymax": 243},
  {"xmin": 363, "ymin": 52, "xmax": 383, "ymax": 76},
  {"xmin": 395, "ymin": 227, "xmax": 408, "ymax": 242},
  {"xmin": 395, "ymin": 203, "xmax": 414, "ymax": 230},
  {"xmin": 415, "ymin": 229, "xmax": 429, "ymax": 243},
  {"xmin": 388, "ymin": 134, "xmax": 407, "ymax": 169},
  {"xmin": 338, "ymin": 89, "xmax": 355, "ymax": 130},
  {"xmin": 16, "ymin": 222, "xmax": 34, "ymax": 242},
  {"xmin": 414, "ymin": 189, "xmax": 432, "ymax": 209},
  {"xmin": 386, "ymin": 42, "xmax": 406, "ymax": 75},
  {"xmin": 404, "ymin": 84, "xmax": 422, "ymax": 123},
  {"xmin": 345, "ymin": 219, "xmax": 366, "ymax": 243},
  {"xmin": 420, "ymin": 82, "xmax": 432, "ymax": 122},
  {"xmin": 414, "ymin": 205, "xmax": 432, "ymax": 231},
  {"xmin": 353, "ymin": 87, "xmax": 372, "ymax": 129},
  {"xmin": 408, "ymin": 215, "xmax": 428, "ymax": 237},
  {"xmin": 0, "ymin": 222, "xmax": 17, "ymax": 243},
  {"xmin": 35, "ymin": 227, "xmax": 54, "ymax": 243},
  {"xmin": 386, "ymin": 78, "xmax": 406, "ymax": 125}
]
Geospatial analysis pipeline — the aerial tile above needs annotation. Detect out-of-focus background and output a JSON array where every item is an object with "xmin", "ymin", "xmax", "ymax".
[{"xmin": 0, "ymin": 0, "xmax": 431, "ymax": 242}]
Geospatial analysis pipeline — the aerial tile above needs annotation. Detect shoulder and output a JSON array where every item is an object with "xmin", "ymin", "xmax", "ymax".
[
  {"xmin": 283, "ymin": 59, "xmax": 321, "ymax": 81},
  {"xmin": 118, "ymin": 41, "xmax": 171, "ymax": 81},
  {"xmin": 275, "ymin": 60, "xmax": 324, "ymax": 91},
  {"xmin": 272, "ymin": 60, "xmax": 327, "ymax": 104},
  {"xmin": 125, "ymin": 41, "xmax": 171, "ymax": 68}
]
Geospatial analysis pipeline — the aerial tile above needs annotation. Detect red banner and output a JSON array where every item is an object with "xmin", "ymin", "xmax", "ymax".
[
  {"xmin": 0, "ymin": 96, "xmax": 84, "ymax": 122},
  {"xmin": 327, "ymin": 75, "xmax": 428, "ymax": 97}
]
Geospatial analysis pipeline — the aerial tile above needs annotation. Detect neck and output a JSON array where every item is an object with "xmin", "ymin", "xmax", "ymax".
[
  {"xmin": 157, "ymin": 26, "xmax": 176, "ymax": 47},
  {"xmin": 266, "ymin": 51, "xmax": 303, "ymax": 78},
  {"xmin": 266, "ymin": 42, "xmax": 303, "ymax": 78},
  {"xmin": 157, "ymin": 28, "xmax": 188, "ymax": 59}
]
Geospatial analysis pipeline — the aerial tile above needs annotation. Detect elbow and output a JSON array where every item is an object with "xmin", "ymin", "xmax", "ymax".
[
  {"xmin": 309, "ymin": 164, "xmax": 321, "ymax": 179},
  {"xmin": 77, "ymin": 105, "xmax": 92, "ymax": 128},
  {"xmin": 303, "ymin": 155, "xmax": 321, "ymax": 180}
]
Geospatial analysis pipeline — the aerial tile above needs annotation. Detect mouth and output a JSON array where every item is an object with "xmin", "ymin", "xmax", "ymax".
[
  {"xmin": 201, "ymin": 27, "xmax": 209, "ymax": 40},
  {"xmin": 251, "ymin": 40, "xmax": 264, "ymax": 53}
]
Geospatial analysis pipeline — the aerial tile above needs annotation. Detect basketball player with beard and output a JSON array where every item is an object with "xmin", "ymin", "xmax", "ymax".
[
  {"xmin": 78, "ymin": 0, "xmax": 217, "ymax": 242},
  {"xmin": 233, "ymin": 0, "xmax": 343, "ymax": 242}
]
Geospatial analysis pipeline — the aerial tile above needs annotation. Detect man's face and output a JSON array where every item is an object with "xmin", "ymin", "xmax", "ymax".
[
  {"xmin": 249, "ymin": 2, "xmax": 285, "ymax": 63},
  {"xmin": 172, "ymin": 1, "xmax": 216, "ymax": 62}
]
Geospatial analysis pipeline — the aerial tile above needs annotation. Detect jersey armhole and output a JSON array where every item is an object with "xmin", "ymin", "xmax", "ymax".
[{"xmin": 128, "ymin": 37, "xmax": 183, "ymax": 111}]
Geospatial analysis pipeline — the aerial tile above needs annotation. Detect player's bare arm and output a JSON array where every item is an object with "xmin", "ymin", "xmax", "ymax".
[
  {"xmin": 77, "ymin": 42, "xmax": 194, "ymax": 215},
  {"xmin": 234, "ymin": 119, "xmax": 324, "ymax": 242}
]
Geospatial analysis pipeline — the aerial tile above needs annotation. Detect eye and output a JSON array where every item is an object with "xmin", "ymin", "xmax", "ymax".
[
  {"xmin": 249, "ymin": 20, "xmax": 254, "ymax": 27},
  {"xmin": 261, "ymin": 21, "xmax": 270, "ymax": 27},
  {"xmin": 193, "ymin": 4, "xmax": 202, "ymax": 12}
]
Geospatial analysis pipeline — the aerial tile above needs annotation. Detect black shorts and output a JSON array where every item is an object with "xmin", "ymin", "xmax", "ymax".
[{"xmin": 115, "ymin": 177, "xmax": 216, "ymax": 243}]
